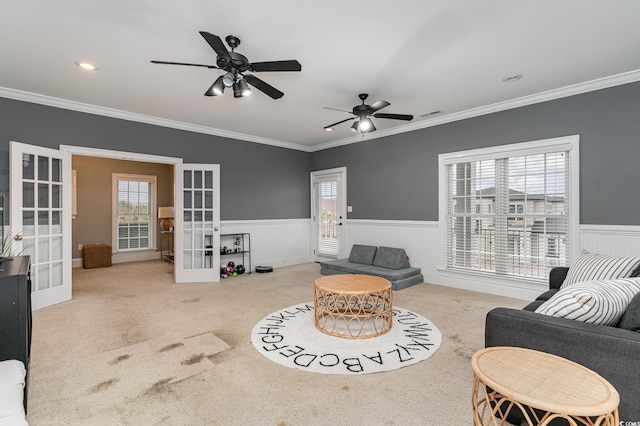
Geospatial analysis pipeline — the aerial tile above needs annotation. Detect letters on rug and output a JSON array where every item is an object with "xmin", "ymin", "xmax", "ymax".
[{"xmin": 251, "ymin": 302, "xmax": 442, "ymax": 375}]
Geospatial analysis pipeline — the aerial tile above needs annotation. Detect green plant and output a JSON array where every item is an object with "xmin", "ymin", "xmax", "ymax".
[{"xmin": 1, "ymin": 232, "xmax": 24, "ymax": 257}]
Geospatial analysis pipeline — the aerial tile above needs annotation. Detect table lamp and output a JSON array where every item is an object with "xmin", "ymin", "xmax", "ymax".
[{"xmin": 158, "ymin": 206, "xmax": 174, "ymax": 232}]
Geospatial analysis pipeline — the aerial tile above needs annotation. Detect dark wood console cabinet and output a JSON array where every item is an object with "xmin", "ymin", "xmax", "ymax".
[{"xmin": 0, "ymin": 256, "xmax": 32, "ymax": 412}]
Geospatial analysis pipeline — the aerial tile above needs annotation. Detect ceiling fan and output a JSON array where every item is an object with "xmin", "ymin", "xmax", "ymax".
[
  {"xmin": 323, "ymin": 94, "xmax": 414, "ymax": 133},
  {"xmin": 151, "ymin": 31, "xmax": 302, "ymax": 99}
]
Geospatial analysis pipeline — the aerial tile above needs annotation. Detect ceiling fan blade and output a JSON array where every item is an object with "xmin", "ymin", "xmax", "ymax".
[
  {"xmin": 150, "ymin": 60, "xmax": 219, "ymax": 69},
  {"xmin": 323, "ymin": 106, "xmax": 352, "ymax": 113},
  {"xmin": 244, "ymin": 74, "xmax": 284, "ymax": 99},
  {"xmin": 373, "ymin": 113, "xmax": 414, "ymax": 121},
  {"xmin": 199, "ymin": 31, "xmax": 232, "ymax": 61},
  {"xmin": 250, "ymin": 60, "xmax": 302, "ymax": 72},
  {"xmin": 369, "ymin": 100, "xmax": 391, "ymax": 112},
  {"xmin": 323, "ymin": 117, "xmax": 357, "ymax": 129}
]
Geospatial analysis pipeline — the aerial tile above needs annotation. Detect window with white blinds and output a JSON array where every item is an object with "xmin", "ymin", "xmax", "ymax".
[
  {"xmin": 440, "ymin": 136, "xmax": 579, "ymax": 282},
  {"xmin": 113, "ymin": 174, "xmax": 157, "ymax": 252},
  {"xmin": 316, "ymin": 180, "xmax": 338, "ymax": 256}
]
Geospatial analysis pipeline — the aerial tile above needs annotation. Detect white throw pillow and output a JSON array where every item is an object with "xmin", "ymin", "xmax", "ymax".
[
  {"xmin": 560, "ymin": 250, "xmax": 640, "ymax": 289},
  {"xmin": 535, "ymin": 277, "xmax": 640, "ymax": 326}
]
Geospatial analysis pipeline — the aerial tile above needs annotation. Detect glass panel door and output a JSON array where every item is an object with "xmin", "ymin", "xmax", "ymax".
[
  {"xmin": 311, "ymin": 167, "xmax": 347, "ymax": 261},
  {"xmin": 10, "ymin": 141, "xmax": 72, "ymax": 310},
  {"xmin": 174, "ymin": 164, "xmax": 220, "ymax": 283}
]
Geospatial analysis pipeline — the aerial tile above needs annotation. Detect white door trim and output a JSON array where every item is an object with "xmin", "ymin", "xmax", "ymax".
[{"xmin": 59, "ymin": 145, "xmax": 183, "ymax": 165}]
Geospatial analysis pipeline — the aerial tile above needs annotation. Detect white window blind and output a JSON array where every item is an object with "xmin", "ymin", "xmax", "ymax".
[
  {"xmin": 442, "ymin": 137, "xmax": 578, "ymax": 281},
  {"xmin": 316, "ymin": 180, "xmax": 338, "ymax": 256},
  {"xmin": 114, "ymin": 176, "xmax": 155, "ymax": 251}
]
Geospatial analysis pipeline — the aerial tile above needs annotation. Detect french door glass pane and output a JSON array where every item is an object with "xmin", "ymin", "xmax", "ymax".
[
  {"xmin": 37, "ymin": 156, "xmax": 49, "ymax": 181},
  {"xmin": 22, "ymin": 154, "xmax": 34, "ymax": 180}
]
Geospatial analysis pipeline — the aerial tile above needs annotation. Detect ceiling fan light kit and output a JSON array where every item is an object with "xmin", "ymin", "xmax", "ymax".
[
  {"xmin": 204, "ymin": 76, "xmax": 226, "ymax": 96},
  {"xmin": 151, "ymin": 31, "xmax": 302, "ymax": 99},
  {"xmin": 233, "ymin": 79, "xmax": 251, "ymax": 98}
]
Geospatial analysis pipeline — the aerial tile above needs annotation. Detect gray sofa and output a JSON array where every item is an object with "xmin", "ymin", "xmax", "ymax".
[
  {"xmin": 319, "ymin": 244, "xmax": 423, "ymax": 290},
  {"xmin": 485, "ymin": 266, "xmax": 640, "ymax": 423}
]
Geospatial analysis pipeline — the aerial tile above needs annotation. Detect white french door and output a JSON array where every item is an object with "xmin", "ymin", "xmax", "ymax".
[
  {"xmin": 311, "ymin": 167, "xmax": 347, "ymax": 261},
  {"xmin": 174, "ymin": 164, "xmax": 220, "ymax": 283},
  {"xmin": 10, "ymin": 141, "xmax": 72, "ymax": 310}
]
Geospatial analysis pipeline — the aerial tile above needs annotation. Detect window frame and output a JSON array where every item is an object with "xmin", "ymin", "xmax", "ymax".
[
  {"xmin": 438, "ymin": 135, "xmax": 580, "ymax": 285},
  {"xmin": 112, "ymin": 173, "xmax": 158, "ymax": 253}
]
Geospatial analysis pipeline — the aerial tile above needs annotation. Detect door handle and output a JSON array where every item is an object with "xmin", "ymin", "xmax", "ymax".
[
  {"xmin": 338, "ymin": 223, "xmax": 343, "ymax": 226},
  {"xmin": 13, "ymin": 234, "xmax": 23, "ymax": 241},
  {"xmin": 214, "ymin": 227, "xmax": 219, "ymax": 231}
]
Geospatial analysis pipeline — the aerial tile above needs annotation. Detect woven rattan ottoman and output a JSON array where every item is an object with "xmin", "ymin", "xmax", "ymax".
[
  {"xmin": 82, "ymin": 243, "xmax": 112, "ymax": 269},
  {"xmin": 314, "ymin": 274, "xmax": 393, "ymax": 339}
]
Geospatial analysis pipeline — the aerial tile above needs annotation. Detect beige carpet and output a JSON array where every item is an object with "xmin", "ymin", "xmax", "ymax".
[{"xmin": 27, "ymin": 261, "xmax": 526, "ymax": 425}]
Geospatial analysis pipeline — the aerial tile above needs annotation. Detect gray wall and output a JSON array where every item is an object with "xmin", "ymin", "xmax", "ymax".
[
  {"xmin": 0, "ymin": 97, "xmax": 311, "ymax": 221},
  {"xmin": 311, "ymin": 81, "xmax": 640, "ymax": 225},
  {"xmin": 2, "ymin": 80, "xmax": 640, "ymax": 228}
]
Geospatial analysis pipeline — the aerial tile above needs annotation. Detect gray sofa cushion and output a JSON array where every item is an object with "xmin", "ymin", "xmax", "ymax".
[
  {"xmin": 535, "ymin": 289, "xmax": 559, "ymax": 302},
  {"xmin": 348, "ymin": 244, "xmax": 377, "ymax": 265},
  {"xmin": 372, "ymin": 246, "xmax": 411, "ymax": 270},
  {"xmin": 354, "ymin": 265, "xmax": 422, "ymax": 281},
  {"xmin": 319, "ymin": 259, "xmax": 362, "ymax": 274},
  {"xmin": 618, "ymin": 292, "xmax": 640, "ymax": 332}
]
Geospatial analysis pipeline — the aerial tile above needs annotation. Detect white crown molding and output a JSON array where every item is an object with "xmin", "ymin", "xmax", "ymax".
[
  {"xmin": 0, "ymin": 87, "xmax": 313, "ymax": 152},
  {"xmin": 2, "ymin": 68, "xmax": 640, "ymax": 154},
  {"xmin": 309, "ymin": 69, "xmax": 640, "ymax": 152}
]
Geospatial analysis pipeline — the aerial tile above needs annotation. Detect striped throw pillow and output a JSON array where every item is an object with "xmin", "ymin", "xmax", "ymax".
[
  {"xmin": 560, "ymin": 250, "xmax": 640, "ymax": 289},
  {"xmin": 535, "ymin": 277, "xmax": 640, "ymax": 326}
]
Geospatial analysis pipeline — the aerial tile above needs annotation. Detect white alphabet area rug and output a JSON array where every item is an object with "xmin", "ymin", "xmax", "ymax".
[{"xmin": 250, "ymin": 302, "xmax": 442, "ymax": 375}]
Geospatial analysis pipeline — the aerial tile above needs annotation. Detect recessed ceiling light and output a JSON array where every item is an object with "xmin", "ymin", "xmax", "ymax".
[
  {"xmin": 502, "ymin": 74, "xmax": 523, "ymax": 82},
  {"xmin": 75, "ymin": 61, "xmax": 97, "ymax": 71}
]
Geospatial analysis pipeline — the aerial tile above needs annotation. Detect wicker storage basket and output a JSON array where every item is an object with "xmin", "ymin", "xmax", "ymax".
[{"xmin": 82, "ymin": 243, "xmax": 112, "ymax": 269}]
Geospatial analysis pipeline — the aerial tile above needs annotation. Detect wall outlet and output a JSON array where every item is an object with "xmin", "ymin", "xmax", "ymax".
[{"xmin": 78, "ymin": 244, "xmax": 83, "ymax": 251}]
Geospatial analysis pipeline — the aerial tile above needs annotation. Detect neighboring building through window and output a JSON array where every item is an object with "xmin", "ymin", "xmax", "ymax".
[
  {"xmin": 112, "ymin": 174, "xmax": 157, "ymax": 252},
  {"xmin": 439, "ymin": 136, "xmax": 579, "ymax": 282}
]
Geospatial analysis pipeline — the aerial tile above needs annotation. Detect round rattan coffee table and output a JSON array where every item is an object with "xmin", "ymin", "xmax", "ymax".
[
  {"xmin": 314, "ymin": 274, "xmax": 392, "ymax": 339},
  {"xmin": 471, "ymin": 346, "xmax": 619, "ymax": 426}
]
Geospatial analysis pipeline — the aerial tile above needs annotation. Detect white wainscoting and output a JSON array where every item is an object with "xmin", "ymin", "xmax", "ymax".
[
  {"xmin": 345, "ymin": 220, "xmax": 640, "ymax": 301},
  {"xmin": 71, "ymin": 219, "xmax": 312, "ymax": 269},
  {"xmin": 580, "ymin": 224, "xmax": 640, "ymax": 257},
  {"xmin": 346, "ymin": 219, "xmax": 439, "ymax": 272},
  {"xmin": 221, "ymin": 219, "xmax": 312, "ymax": 269},
  {"xmin": 70, "ymin": 221, "xmax": 640, "ymax": 298}
]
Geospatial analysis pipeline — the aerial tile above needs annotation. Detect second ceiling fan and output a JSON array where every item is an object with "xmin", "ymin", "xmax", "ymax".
[{"xmin": 324, "ymin": 94, "xmax": 414, "ymax": 133}]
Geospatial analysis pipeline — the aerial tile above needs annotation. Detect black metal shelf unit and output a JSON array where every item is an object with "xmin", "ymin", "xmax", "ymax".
[{"xmin": 220, "ymin": 233, "xmax": 251, "ymax": 274}]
